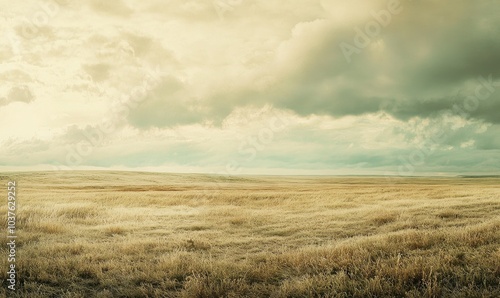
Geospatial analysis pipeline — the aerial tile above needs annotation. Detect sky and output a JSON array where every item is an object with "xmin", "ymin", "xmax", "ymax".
[{"xmin": 0, "ymin": 0, "xmax": 499, "ymax": 176}]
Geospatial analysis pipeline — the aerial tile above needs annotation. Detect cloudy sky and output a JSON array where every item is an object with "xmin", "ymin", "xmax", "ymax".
[{"xmin": 1, "ymin": 0, "xmax": 499, "ymax": 175}]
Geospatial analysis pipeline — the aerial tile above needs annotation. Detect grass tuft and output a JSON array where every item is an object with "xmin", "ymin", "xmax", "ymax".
[{"xmin": 1, "ymin": 171, "xmax": 499, "ymax": 297}]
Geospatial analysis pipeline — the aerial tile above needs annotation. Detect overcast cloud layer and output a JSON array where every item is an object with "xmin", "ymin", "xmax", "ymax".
[{"xmin": 1, "ymin": 0, "xmax": 499, "ymax": 175}]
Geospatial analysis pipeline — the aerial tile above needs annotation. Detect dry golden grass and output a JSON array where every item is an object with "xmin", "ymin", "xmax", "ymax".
[{"xmin": 0, "ymin": 171, "xmax": 499, "ymax": 297}]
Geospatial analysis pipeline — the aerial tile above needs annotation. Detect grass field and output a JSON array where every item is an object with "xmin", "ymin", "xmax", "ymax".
[{"xmin": 0, "ymin": 171, "xmax": 499, "ymax": 297}]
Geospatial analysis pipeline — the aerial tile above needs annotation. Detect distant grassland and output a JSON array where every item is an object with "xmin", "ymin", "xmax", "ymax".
[{"xmin": 0, "ymin": 171, "xmax": 499, "ymax": 297}]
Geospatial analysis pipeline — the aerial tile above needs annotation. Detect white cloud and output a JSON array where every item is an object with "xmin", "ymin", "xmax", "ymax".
[{"xmin": 0, "ymin": 0, "xmax": 499, "ymax": 174}]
